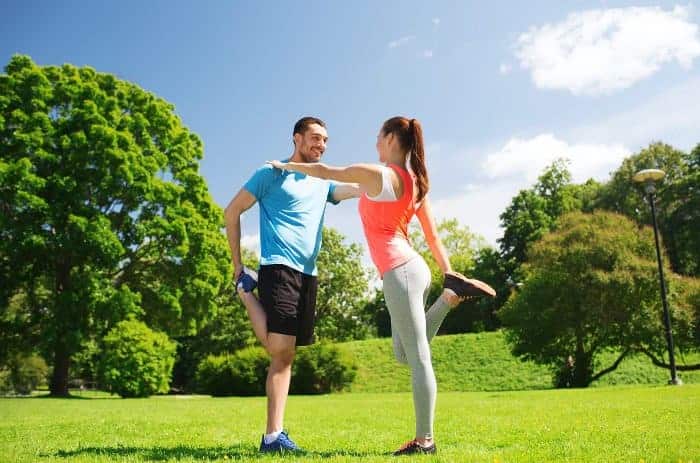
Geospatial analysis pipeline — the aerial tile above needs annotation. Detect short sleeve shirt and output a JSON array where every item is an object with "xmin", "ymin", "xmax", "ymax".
[{"xmin": 244, "ymin": 162, "xmax": 338, "ymax": 276}]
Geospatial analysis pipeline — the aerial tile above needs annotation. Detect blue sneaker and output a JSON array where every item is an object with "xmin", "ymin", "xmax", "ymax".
[{"xmin": 259, "ymin": 431, "xmax": 302, "ymax": 453}]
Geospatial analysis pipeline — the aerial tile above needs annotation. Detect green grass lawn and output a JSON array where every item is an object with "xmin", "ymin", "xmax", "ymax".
[
  {"xmin": 339, "ymin": 331, "xmax": 700, "ymax": 393},
  {"xmin": 2, "ymin": 385, "xmax": 699, "ymax": 462}
]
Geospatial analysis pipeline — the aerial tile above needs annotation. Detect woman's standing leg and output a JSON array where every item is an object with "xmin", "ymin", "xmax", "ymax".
[{"xmin": 383, "ymin": 257, "xmax": 436, "ymax": 446}]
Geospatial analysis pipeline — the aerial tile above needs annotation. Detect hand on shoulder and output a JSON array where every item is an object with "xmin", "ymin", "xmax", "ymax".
[{"xmin": 267, "ymin": 160, "xmax": 287, "ymax": 170}]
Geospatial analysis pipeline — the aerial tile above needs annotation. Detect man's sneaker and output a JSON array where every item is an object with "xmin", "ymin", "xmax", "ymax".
[
  {"xmin": 236, "ymin": 266, "xmax": 258, "ymax": 293},
  {"xmin": 392, "ymin": 439, "xmax": 437, "ymax": 456},
  {"xmin": 259, "ymin": 431, "xmax": 302, "ymax": 453},
  {"xmin": 444, "ymin": 271, "xmax": 496, "ymax": 298}
]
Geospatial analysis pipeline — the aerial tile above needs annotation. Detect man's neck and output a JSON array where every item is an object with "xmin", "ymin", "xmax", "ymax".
[{"xmin": 289, "ymin": 151, "xmax": 304, "ymax": 163}]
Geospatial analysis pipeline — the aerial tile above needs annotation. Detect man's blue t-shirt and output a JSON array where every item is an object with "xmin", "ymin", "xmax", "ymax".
[{"xmin": 244, "ymin": 163, "xmax": 338, "ymax": 276}]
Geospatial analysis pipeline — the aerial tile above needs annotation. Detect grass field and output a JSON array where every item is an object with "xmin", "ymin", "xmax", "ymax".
[
  {"xmin": 340, "ymin": 332, "xmax": 700, "ymax": 392},
  {"xmin": 2, "ymin": 385, "xmax": 699, "ymax": 462}
]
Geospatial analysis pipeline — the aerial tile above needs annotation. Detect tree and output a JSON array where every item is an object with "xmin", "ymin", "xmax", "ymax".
[
  {"xmin": 662, "ymin": 143, "xmax": 700, "ymax": 276},
  {"xmin": 408, "ymin": 218, "xmax": 499, "ymax": 333},
  {"xmin": 498, "ymin": 159, "xmax": 601, "ymax": 273},
  {"xmin": 455, "ymin": 246, "xmax": 511, "ymax": 332},
  {"xmin": 315, "ymin": 227, "xmax": 373, "ymax": 341},
  {"xmin": 498, "ymin": 211, "xmax": 698, "ymax": 387},
  {"xmin": 411, "ymin": 218, "xmax": 484, "ymax": 280},
  {"xmin": 0, "ymin": 55, "xmax": 230, "ymax": 395},
  {"xmin": 597, "ymin": 142, "xmax": 696, "ymax": 275},
  {"xmin": 170, "ymin": 247, "xmax": 259, "ymax": 392}
]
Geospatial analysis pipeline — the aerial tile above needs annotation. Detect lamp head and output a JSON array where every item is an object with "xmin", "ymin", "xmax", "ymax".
[
  {"xmin": 633, "ymin": 169, "xmax": 666, "ymax": 195},
  {"xmin": 632, "ymin": 168, "xmax": 666, "ymax": 183}
]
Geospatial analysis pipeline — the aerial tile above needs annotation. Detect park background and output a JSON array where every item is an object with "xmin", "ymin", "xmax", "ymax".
[{"xmin": 1, "ymin": 1, "xmax": 700, "ymax": 461}]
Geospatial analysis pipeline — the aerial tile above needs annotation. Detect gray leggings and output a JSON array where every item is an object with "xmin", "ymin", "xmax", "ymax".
[{"xmin": 383, "ymin": 256, "xmax": 451, "ymax": 440}]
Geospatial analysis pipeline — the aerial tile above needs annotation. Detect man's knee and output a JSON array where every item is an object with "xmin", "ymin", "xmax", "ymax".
[
  {"xmin": 269, "ymin": 346, "xmax": 295, "ymax": 363},
  {"xmin": 266, "ymin": 334, "xmax": 296, "ymax": 363}
]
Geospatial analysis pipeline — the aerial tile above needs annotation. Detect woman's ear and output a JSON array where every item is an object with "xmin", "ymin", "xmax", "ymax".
[{"xmin": 386, "ymin": 132, "xmax": 396, "ymax": 148}]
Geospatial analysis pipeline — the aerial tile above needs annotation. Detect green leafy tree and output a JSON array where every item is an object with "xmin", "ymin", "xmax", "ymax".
[
  {"xmin": 171, "ymin": 247, "xmax": 258, "ymax": 392},
  {"xmin": 409, "ymin": 218, "xmax": 491, "ymax": 333},
  {"xmin": 0, "ymin": 55, "xmax": 230, "ymax": 395},
  {"xmin": 498, "ymin": 159, "xmax": 600, "ymax": 272},
  {"xmin": 662, "ymin": 143, "xmax": 700, "ymax": 276},
  {"xmin": 499, "ymin": 211, "xmax": 698, "ymax": 387},
  {"xmin": 0, "ymin": 291, "xmax": 43, "ymax": 369},
  {"xmin": 597, "ymin": 142, "xmax": 697, "ymax": 275},
  {"xmin": 101, "ymin": 319, "xmax": 176, "ymax": 398},
  {"xmin": 364, "ymin": 288, "xmax": 391, "ymax": 337},
  {"xmin": 315, "ymin": 228, "xmax": 373, "ymax": 341},
  {"xmin": 452, "ymin": 246, "xmax": 510, "ymax": 332},
  {"xmin": 411, "ymin": 218, "xmax": 484, "ymax": 280}
]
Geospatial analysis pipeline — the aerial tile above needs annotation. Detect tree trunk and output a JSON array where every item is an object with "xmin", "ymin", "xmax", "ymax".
[
  {"xmin": 49, "ymin": 260, "xmax": 72, "ymax": 397},
  {"xmin": 49, "ymin": 339, "xmax": 70, "ymax": 396},
  {"xmin": 573, "ymin": 329, "xmax": 593, "ymax": 387}
]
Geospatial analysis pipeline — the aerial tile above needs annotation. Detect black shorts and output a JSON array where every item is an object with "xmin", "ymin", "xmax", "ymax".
[{"xmin": 258, "ymin": 264, "xmax": 318, "ymax": 346}]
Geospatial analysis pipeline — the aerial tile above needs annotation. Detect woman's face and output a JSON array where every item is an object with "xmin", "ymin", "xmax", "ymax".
[{"xmin": 376, "ymin": 130, "xmax": 391, "ymax": 163}]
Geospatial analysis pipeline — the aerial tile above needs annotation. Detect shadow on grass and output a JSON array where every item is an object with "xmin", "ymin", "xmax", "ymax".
[
  {"xmin": 15, "ymin": 393, "xmax": 118, "ymax": 400},
  {"xmin": 52, "ymin": 445, "xmax": 384, "ymax": 460}
]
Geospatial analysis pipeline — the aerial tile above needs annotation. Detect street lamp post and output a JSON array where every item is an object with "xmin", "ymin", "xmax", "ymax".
[{"xmin": 632, "ymin": 168, "xmax": 681, "ymax": 385}]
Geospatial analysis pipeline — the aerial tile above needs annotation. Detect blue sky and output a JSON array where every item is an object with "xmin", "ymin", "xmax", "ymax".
[{"xmin": 3, "ymin": 1, "xmax": 700, "ymax": 261}]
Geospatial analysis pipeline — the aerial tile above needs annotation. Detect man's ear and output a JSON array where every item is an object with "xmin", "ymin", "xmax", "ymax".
[{"xmin": 293, "ymin": 132, "xmax": 302, "ymax": 147}]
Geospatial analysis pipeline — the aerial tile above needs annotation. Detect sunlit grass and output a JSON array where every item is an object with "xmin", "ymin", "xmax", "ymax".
[
  {"xmin": 340, "ymin": 331, "xmax": 700, "ymax": 393},
  {"xmin": 2, "ymin": 385, "xmax": 698, "ymax": 462}
]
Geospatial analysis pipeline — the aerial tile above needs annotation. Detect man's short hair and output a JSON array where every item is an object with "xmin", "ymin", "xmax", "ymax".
[{"xmin": 293, "ymin": 116, "xmax": 326, "ymax": 137}]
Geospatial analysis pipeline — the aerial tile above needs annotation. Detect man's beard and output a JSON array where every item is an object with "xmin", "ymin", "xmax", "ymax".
[{"xmin": 299, "ymin": 145, "xmax": 322, "ymax": 163}]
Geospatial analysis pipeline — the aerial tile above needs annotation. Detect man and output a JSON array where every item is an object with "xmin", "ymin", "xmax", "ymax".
[{"xmin": 224, "ymin": 116, "xmax": 359, "ymax": 453}]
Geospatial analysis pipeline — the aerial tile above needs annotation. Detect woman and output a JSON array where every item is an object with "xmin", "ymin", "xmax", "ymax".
[{"xmin": 268, "ymin": 116, "xmax": 495, "ymax": 455}]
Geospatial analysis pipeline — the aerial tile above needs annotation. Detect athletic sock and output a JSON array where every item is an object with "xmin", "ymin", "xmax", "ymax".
[{"xmin": 264, "ymin": 429, "xmax": 282, "ymax": 444}]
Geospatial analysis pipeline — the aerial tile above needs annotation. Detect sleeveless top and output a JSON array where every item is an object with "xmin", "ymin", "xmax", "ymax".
[{"xmin": 358, "ymin": 164, "xmax": 419, "ymax": 277}]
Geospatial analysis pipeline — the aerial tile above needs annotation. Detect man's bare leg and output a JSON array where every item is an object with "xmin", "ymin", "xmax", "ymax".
[
  {"xmin": 238, "ymin": 289, "xmax": 269, "ymax": 350},
  {"xmin": 265, "ymin": 333, "xmax": 296, "ymax": 434}
]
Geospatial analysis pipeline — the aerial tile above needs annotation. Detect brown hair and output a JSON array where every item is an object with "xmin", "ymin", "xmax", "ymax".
[
  {"xmin": 293, "ymin": 116, "xmax": 326, "ymax": 141},
  {"xmin": 292, "ymin": 116, "xmax": 326, "ymax": 146},
  {"xmin": 381, "ymin": 116, "xmax": 429, "ymax": 202}
]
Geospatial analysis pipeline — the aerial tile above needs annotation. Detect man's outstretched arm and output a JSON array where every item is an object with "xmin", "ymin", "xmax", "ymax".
[{"xmin": 331, "ymin": 183, "xmax": 362, "ymax": 202}]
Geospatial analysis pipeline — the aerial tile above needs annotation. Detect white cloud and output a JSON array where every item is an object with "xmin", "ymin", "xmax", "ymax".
[
  {"xmin": 415, "ymin": 76, "xmax": 699, "ymax": 246},
  {"xmin": 423, "ymin": 49, "xmax": 434, "ymax": 58},
  {"xmin": 388, "ymin": 35, "xmax": 415, "ymax": 49},
  {"xmin": 241, "ymin": 234, "xmax": 260, "ymax": 255},
  {"xmin": 499, "ymin": 63, "xmax": 512, "ymax": 75},
  {"xmin": 567, "ymin": 76, "xmax": 700, "ymax": 151},
  {"xmin": 483, "ymin": 134, "xmax": 630, "ymax": 183},
  {"xmin": 427, "ymin": 134, "xmax": 630, "ymax": 245},
  {"xmin": 516, "ymin": 5, "xmax": 700, "ymax": 95},
  {"xmin": 432, "ymin": 18, "xmax": 441, "ymax": 26},
  {"xmin": 430, "ymin": 183, "xmax": 515, "ymax": 245}
]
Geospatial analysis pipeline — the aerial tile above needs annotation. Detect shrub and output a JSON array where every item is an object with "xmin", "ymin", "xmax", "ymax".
[
  {"xmin": 0, "ymin": 367, "xmax": 12, "ymax": 395},
  {"xmin": 0, "ymin": 354, "xmax": 49, "ymax": 395},
  {"xmin": 195, "ymin": 346, "xmax": 268, "ymax": 396},
  {"xmin": 291, "ymin": 343, "xmax": 356, "ymax": 394},
  {"xmin": 101, "ymin": 320, "xmax": 176, "ymax": 398},
  {"xmin": 195, "ymin": 343, "xmax": 357, "ymax": 396}
]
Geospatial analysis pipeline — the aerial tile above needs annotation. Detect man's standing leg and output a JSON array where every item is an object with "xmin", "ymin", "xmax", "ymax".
[
  {"xmin": 257, "ymin": 265, "xmax": 303, "ymax": 453},
  {"xmin": 265, "ymin": 333, "xmax": 296, "ymax": 433},
  {"xmin": 258, "ymin": 334, "xmax": 301, "ymax": 453}
]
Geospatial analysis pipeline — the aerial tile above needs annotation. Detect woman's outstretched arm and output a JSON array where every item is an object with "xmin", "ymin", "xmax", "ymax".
[
  {"xmin": 415, "ymin": 197, "xmax": 453, "ymax": 274},
  {"xmin": 268, "ymin": 160, "xmax": 384, "ymax": 197}
]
